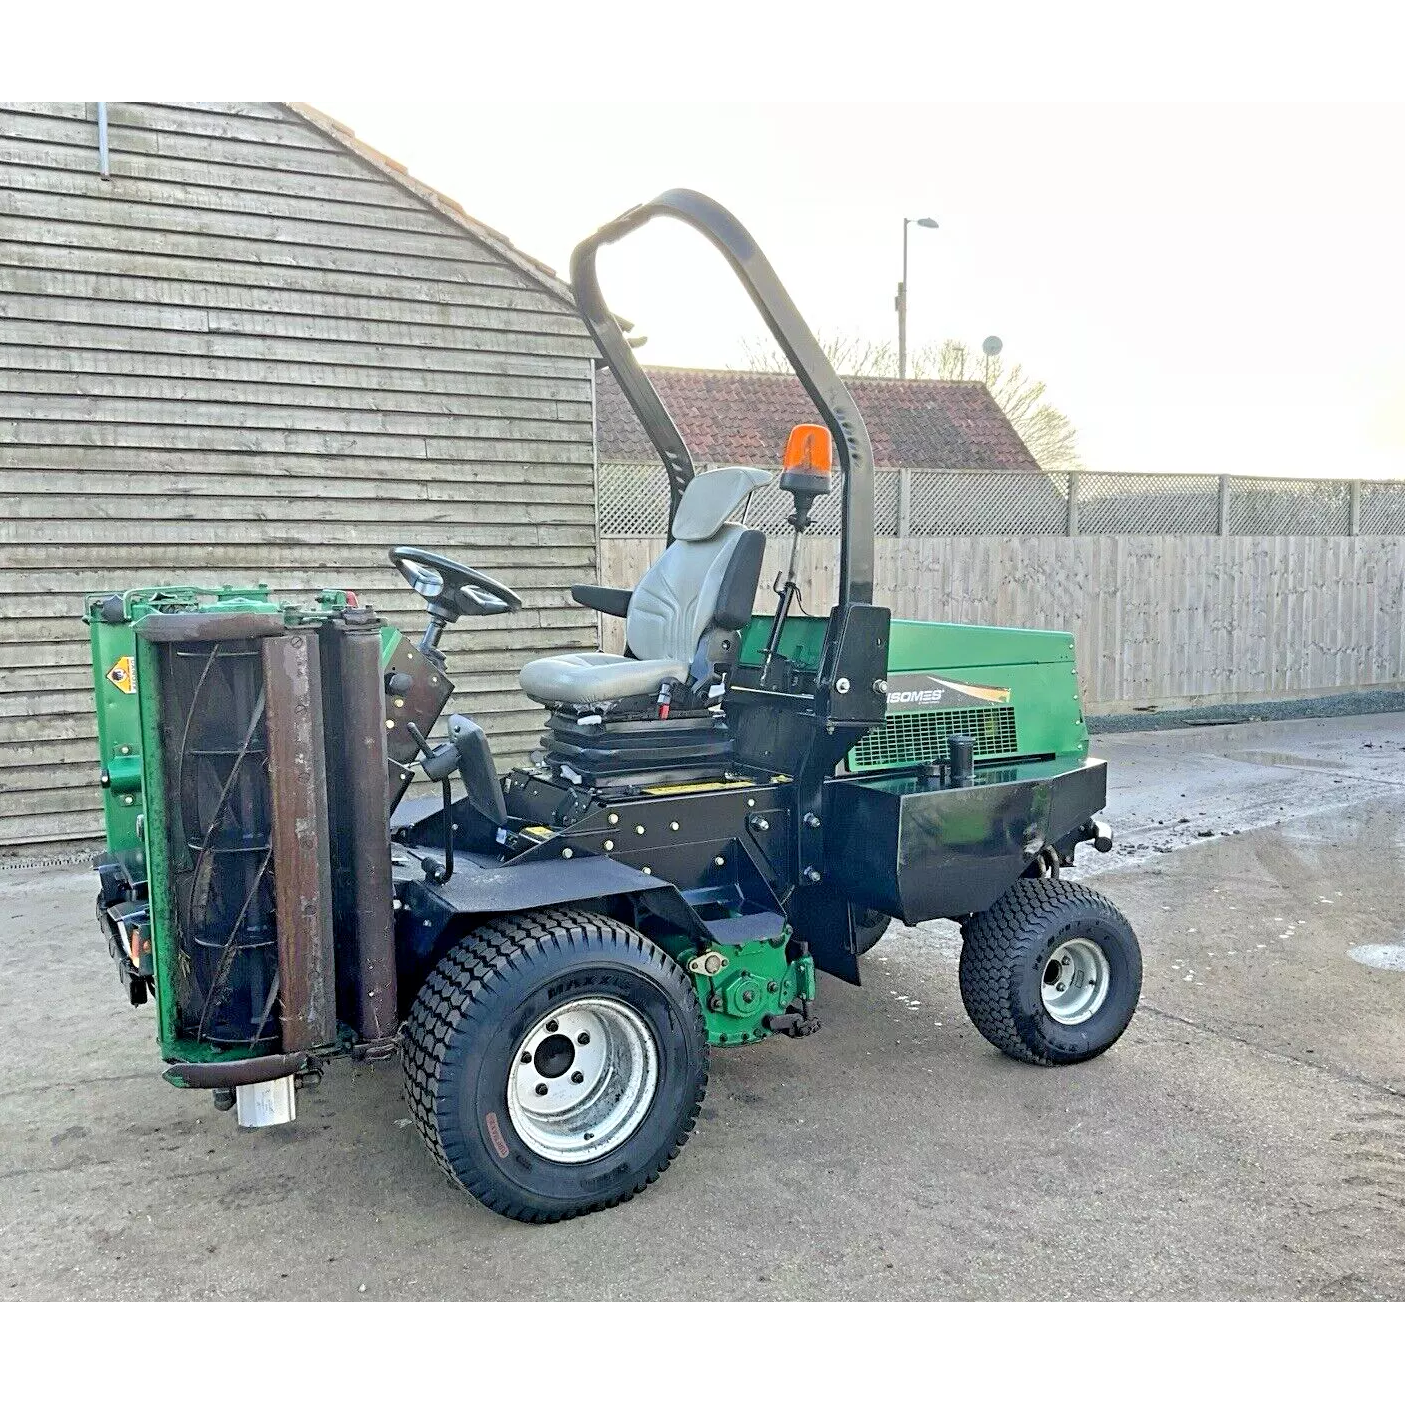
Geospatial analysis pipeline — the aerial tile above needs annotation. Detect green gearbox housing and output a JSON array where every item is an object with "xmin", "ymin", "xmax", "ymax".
[{"xmin": 664, "ymin": 932, "xmax": 816, "ymax": 1046}]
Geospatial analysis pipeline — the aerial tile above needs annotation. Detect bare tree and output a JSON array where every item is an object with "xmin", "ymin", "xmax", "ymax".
[{"xmin": 733, "ymin": 334, "xmax": 1082, "ymax": 472}]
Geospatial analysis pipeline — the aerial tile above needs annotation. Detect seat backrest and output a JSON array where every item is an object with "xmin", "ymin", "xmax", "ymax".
[{"xmin": 624, "ymin": 466, "xmax": 771, "ymax": 662}]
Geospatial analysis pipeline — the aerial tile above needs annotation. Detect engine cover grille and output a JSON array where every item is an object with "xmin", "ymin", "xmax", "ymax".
[{"xmin": 848, "ymin": 705, "xmax": 1019, "ymax": 771}]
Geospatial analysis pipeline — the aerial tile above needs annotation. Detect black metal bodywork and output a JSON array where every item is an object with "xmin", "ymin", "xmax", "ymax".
[{"xmin": 826, "ymin": 758, "xmax": 1109, "ymax": 926}]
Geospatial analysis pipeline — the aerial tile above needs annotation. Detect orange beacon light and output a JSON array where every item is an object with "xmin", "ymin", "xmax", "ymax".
[
  {"xmin": 779, "ymin": 423, "xmax": 833, "ymax": 500},
  {"xmin": 760, "ymin": 423, "xmax": 835, "ymax": 678}
]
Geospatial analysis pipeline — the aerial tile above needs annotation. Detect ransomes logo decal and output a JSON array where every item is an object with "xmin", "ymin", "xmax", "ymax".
[{"xmin": 884, "ymin": 672, "xmax": 1011, "ymax": 711}]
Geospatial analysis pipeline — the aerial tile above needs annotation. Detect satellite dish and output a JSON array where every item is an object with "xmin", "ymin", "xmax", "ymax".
[{"xmin": 982, "ymin": 335, "xmax": 1003, "ymax": 357}]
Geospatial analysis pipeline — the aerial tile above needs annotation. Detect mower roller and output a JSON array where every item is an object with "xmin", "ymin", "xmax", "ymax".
[{"xmin": 85, "ymin": 189, "xmax": 1141, "ymax": 1222}]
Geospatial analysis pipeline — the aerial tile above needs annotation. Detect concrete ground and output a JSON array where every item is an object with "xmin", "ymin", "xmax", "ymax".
[{"xmin": 2, "ymin": 713, "xmax": 1404, "ymax": 1301}]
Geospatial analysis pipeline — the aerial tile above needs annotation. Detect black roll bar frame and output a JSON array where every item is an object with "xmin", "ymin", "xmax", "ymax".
[{"xmin": 570, "ymin": 189, "xmax": 876, "ymax": 608}]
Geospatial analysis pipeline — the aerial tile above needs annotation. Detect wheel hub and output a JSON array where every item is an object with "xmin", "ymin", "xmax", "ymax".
[
  {"xmin": 506, "ymin": 996, "xmax": 659, "ymax": 1163},
  {"xmin": 532, "ymin": 1033, "xmax": 576, "ymax": 1079},
  {"xmin": 1040, "ymin": 936, "xmax": 1110, "ymax": 1026}
]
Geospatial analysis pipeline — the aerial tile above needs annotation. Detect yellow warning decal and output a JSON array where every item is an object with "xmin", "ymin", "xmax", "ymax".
[
  {"xmin": 105, "ymin": 655, "xmax": 136, "ymax": 694},
  {"xmin": 642, "ymin": 778, "xmax": 756, "ymax": 796},
  {"xmin": 523, "ymin": 825, "xmax": 555, "ymax": 839}
]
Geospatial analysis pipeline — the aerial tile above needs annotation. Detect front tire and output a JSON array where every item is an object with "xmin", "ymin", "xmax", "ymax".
[
  {"xmin": 958, "ymin": 879, "xmax": 1141, "ymax": 1066},
  {"xmin": 402, "ymin": 907, "xmax": 707, "ymax": 1222}
]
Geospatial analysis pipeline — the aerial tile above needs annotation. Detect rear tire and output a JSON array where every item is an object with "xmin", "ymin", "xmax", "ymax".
[
  {"xmin": 402, "ymin": 907, "xmax": 707, "ymax": 1222},
  {"xmin": 958, "ymin": 879, "xmax": 1141, "ymax": 1066}
]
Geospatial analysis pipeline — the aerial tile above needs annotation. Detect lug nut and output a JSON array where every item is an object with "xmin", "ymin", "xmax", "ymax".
[
  {"xmin": 767, "ymin": 981, "xmax": 778, "ymax": 993},
  {"xmin": 535, "ymin": 1083, "xmax": 548, "ymax": 1096},
  {"xmin": 571, "ymin": 1071, "xmax": 584, "ymax": 1084},
  {"xmin": 577, "ymin": 1031, "xmax": 590, "ymax": 1045},
  {"xmin": 520, "ymin": 1050, "xmax": 532, "ymax": 1064},
  {"xmin": 546, "ymin": 1019, "xmax": 559, "ymax": 1033}
]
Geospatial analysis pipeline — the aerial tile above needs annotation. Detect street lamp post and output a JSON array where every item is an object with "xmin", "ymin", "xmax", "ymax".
[{"xmin": 896, "ymin": 215, "xmax": 938, "ymax": 378}]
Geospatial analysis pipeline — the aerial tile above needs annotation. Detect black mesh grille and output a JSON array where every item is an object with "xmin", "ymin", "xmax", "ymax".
[
  {"xmin": 157, "ymin": 639, "xmax": 279, "ymax": 1049},
  {"xmin": 848, "ymin": 705, "xmax": 1019, "ymax": 771}
]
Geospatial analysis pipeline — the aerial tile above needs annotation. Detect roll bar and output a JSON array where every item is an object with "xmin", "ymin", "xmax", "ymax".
[{"xmin": 570, "ymin": 189, "xmax": 876, "ymax": 607}]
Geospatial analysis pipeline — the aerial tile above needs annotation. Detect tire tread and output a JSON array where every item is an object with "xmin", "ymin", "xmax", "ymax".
[
  {"xmin": 401, "ymin": 906, "xmax": 707, "ymax": 1223},
  {"xmin": 958, "ymin": 878, "xmax": 1139, "ymax": 1067}
]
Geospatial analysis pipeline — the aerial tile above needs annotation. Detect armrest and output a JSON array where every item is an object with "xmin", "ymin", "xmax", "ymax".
[
  {"xmin": 713, "ymin": 529, "xmax": 766, "ymax": 630},
  {"xmin": 570, "ymin": 584, "xmax": 633, "ymax": 618}
]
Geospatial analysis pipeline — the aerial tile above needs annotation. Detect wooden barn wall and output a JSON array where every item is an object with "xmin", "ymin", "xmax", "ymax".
[{"xmin": 0, "ymin": 101, "xmax": 597, "ymax": 850}]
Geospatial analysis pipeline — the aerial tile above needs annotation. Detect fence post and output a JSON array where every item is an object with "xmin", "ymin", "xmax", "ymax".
[
  {"xmin": 897, "ymin": 468, "xmax": 912, "ymax": 538},
  {"xmin": 1349, "ymin": 479, "xmax": 1361, "ymax": 536},
  {"xmin": 1217, "ymin": 474, "xmax": 1231, "ymax": 535},
  {"xmin": 1065, "ymin": 472, "xmax": 1079, "ymax": 535}
]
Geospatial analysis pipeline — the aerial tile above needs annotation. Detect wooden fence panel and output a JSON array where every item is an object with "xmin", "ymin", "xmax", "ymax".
[{"xmin": 599, "ymin": 534, "xmax": 1405, "ymax": 709}]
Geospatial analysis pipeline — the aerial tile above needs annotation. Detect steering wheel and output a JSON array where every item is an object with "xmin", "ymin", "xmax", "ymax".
[{"xmin": 389, "ymin": 546, "xmax": 522, "ymax": 621}]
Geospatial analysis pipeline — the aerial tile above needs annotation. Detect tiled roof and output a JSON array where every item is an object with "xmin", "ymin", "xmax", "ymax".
[{"xmin": 596, "ymin": 366, "xmax": 1040, "ymax": 471}]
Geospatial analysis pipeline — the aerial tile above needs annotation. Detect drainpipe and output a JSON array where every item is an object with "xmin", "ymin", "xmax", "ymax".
[{"xmin": 96, "ymin": 102, "xmax": 111, "ymax": 180}]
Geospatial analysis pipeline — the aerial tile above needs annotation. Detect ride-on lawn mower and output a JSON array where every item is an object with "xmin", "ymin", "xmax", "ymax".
[{"xmin": 85, "ymin": 190, "xmax": 1141, "ymax": 1222}]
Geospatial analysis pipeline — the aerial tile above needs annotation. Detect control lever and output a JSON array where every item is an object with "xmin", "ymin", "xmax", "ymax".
[
  {"xmin": 405, "ymin": 722, "xmax": 455, "ymax": 883},
  {"xmin": 406, "ymin": 715, "xmax": 509, "ymax": 883}
]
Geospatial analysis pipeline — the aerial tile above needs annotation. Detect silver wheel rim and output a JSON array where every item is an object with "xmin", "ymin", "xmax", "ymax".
[
  {"xmin": 1040, "ymin": 937, "xmax": 1111, "ymax": 1025},
  {"xmin": 505, "ymin": 996, "xmax": 659, "ymax": 1163}
]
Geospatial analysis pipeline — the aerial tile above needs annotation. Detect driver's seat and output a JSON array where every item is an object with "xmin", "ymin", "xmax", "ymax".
[{"xmin": 519, "ymin": 466, "xmax": 772, "ymax": 711}]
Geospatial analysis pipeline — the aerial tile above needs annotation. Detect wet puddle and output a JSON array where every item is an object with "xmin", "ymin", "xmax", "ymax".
[
  {"xmin": 1348, "ymin": 944, "xmax": 1405, "ymax": 972},
  {"xmin": 1231, "ymin": 751, "xmax": 1350, "ymax": 772}
]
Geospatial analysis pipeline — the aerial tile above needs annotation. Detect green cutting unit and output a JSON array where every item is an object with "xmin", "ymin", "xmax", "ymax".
[{"xmin": 84, "ymin": 190, "xmax": 1140, "ymax": 1222}]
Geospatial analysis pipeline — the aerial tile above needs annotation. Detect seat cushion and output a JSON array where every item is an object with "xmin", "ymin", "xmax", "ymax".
[{"xmin": 518, "ymin": 652, "xmax": 689, "ymax": 707}]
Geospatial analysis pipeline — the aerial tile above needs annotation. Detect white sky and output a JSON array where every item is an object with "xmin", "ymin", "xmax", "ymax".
[{"xmin": 315, "ymin": 101, "xmax": 1405, "ymax": 480}]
